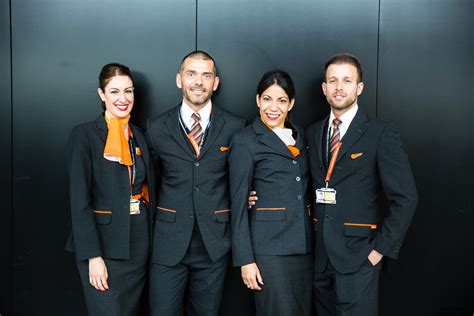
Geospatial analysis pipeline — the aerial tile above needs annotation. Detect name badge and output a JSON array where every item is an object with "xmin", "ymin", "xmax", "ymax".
[
  {"xmin": 130, "ymin": 199, "xmax": 141, "ymax": 215},
  {"xmin": 316, "ymin": 188, "xmax": 337, "ymax": 204}
]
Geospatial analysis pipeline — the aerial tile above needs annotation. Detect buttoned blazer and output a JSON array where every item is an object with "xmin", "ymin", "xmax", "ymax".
[
  {"xmin": 306, "ymin": 108, "xmax": 418, "ymax": 274},
  {"xmin": 147, "ymin": 105, "xmax": 246, "ymax": 266},
  {"xmin": 65, "ymin": 114, "xmax": 156, "ymax": 261},
  {"xmin": 229, "ymin": 118, "xmax": 313, "ymax": 267}
]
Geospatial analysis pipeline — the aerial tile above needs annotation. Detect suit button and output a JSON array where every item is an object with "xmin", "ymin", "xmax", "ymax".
[
  {"xmin": 297, "ymin": 195, "xmax": 302, "ymax": 200},
  {"xmin": 195, "ymin": 162, "xmax": 200, "ymax": 167},
  {"xmin": 188, "ymin": 212, "xmax": 194, "ymax": 218},
  {"xmin": 194, "ymin": 186, "xmax": 199, "ymax": 192},
  {"xmin": 319, "ymin": 165, "xmax": 322, "ymax": 169},
  {"xmin": 296, "ymin": 176, "xmax": 301, "ymax": 182},
  {"xmin": 292, "ymin": 160, "xmax": 298, "ymax": 165},
  {"xmin": 324, "ymin": 215, "xmax": 331, "ymax": 221}
]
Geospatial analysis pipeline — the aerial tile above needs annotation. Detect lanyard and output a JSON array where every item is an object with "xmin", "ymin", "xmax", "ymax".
[
  {"xmin": 325, "ymin": 142, "xmax": 342, "ymax": 188},
  {"xmin": 127, "ymin": 128, "xmax": 136, "ymax": 196},
  {"xmin": 178, "ymin": 112, "xmax": 212, "ymax": 151}
]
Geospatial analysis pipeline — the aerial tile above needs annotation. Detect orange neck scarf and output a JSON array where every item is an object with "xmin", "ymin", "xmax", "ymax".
[{"xmin": 103, "ymin": 113, "xmax": 132, "ymax": 166}]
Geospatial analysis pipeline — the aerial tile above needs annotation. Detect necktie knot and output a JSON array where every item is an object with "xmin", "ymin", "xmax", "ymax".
[
  {"xmin": 192, "ymin": 112, "xmax": 201, "ymax": 123},
  {"xmin": 332, "ymin": 118, "xmax": 341, "ymax": 128}
]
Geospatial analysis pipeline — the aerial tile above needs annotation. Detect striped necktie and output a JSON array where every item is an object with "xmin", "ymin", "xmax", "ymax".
[
  {"xmin": 329, "ymin": 118, "xmax": 341, "ymax": 154},
  {"xmin": 190, "ymin": 112, "xmax": 203, "ymax": 144}
]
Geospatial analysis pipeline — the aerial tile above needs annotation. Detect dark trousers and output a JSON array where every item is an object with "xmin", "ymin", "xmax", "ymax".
[
  {"xmin": 253, "ymin": 253, "xmax": 313, "ymax": 316},
  {"xmin": 149, "ymin": 229, "xmax": 228, "ymax": 316},
  {"xmin": 313, "ymin": 258, "xmax": 381, "ymax": 316}
]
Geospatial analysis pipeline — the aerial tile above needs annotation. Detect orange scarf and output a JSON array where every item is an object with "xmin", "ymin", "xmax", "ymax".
[{"xmin": 103, "ymin": 113, "xmax": 132, "ymax": 166}]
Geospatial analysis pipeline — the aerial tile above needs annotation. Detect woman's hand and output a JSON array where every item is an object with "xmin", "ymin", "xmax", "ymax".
[
  {"xmin": 241, "ymin": 263, "xmax": 264, "ymax": 291},
  {"xmin": 88, "ymin": 256, "xmax": 109, "ymax": 291}
]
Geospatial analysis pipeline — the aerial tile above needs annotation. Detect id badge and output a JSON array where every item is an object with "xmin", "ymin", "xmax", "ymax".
[
  {"xmin": 316, "ymin": 188, "xmax": 337, "ymax": 204},
  {"xmin": 130, "ymin": 199, "xmax": 141, "ymax": 215}
]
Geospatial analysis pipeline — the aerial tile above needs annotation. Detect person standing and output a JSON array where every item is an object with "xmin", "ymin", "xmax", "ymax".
[
  {"xmin": 147, "ymin": 51, "xmax": 246, "ymax": 316},
  {"xmin": 306, "ymin": 53, "xmax": 418, "ymax": 315},
  {"xmin": 229, "ymin": 70, "xmax": 313, "ymax": 315},
  {"xmin": 66, "ymin": 63, "xmax": 154, "ymax": 315}
]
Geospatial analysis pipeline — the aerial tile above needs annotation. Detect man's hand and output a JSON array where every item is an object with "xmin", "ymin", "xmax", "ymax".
[
  {"xmin": 241, "ymin": 263, "xmax": 264, "ymax": 290},
  {"xmin": 248, "ymin": 190, "xmax": 258, "ymax": 209},
  {"xmin": 367, "ymin": 249, "xmax": 383, "ymax": 266},
  {"xmin": 89, "ymin": 256, "xmax": 109, "ymax": 291}
]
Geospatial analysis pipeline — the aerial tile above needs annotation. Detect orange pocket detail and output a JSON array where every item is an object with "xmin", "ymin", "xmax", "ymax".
[
  {"xmin": 256, "ymin": 207, "xmax": 286, "ymax": 211},
  {"xmin": 220, "ymin": 146, "xmax": 230, "ymax": 152},
  {"xmin": 350, "ymin": 153, "xmax": 363, "ymax": 159},
  {"xmin": 157, "ymin": 206, "xmax": 176, "ymax": 213},
  {"xmin": 93, "ymin": 210, "xmax": 112, "ymax": 214},
  {"xmin": 344, "ymin": 222, "xmax": 377, "ymax": 229},
  {"xmin": 214, "ymin": 209, "xmax": 230, "ymax": 214}
]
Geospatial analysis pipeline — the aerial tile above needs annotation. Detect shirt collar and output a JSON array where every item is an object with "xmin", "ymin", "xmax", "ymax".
[
  {"xmin": 329, "ymin": 104, "xmax": 358, "ymax": 128},
  {"xmin": 180, "ymin": 100, "xmax": 212, "ymax": 129}
]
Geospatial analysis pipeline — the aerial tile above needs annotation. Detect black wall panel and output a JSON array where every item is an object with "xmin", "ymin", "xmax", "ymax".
[
  {"xmin": 197, "ymin": 0, "xmax": 379, "ymax": 126},
  {"xmin": 11, "ymin": 1, "xmax": 195, "ymax": 314},
  {"xmin": 378, "ymin": 1, "xmax": 474, "ymax": 315},
  {"xmin": 5, "ymin": 0, "xmax": 473, "ymax": 315},
  {"xmin": 0, "ymin": 0, "xmax": 12, "ymax": 314}
]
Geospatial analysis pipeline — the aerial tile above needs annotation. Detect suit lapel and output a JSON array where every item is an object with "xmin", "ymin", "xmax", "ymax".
[
  {"xmin": 335, "ymin": 108, "xmax": 368, "ymax": 165},
  {"xmin": 317, "ymin": 118, "xmax": 328, "ymax": 172},
  {"xmin": 131, "ymin": 125, "xmax": 150, "ymax": 168},
  {"xmin": 199, "ymin": 106, "xmax": 225, "ymax": 158},
  {"xmin": 95, "ymin": 114, "xmax": 108, "ymax": 142},
  {"xmin": 330, "ymin": 108, "xmax": 369, "ymax": 187},
  {"xmin": 253, "ymin": 117, "xmax": 294, "ymax": 159},
  {"xmin": 164, "ymin": 106, "xmax": 196, "ymax": 159}
]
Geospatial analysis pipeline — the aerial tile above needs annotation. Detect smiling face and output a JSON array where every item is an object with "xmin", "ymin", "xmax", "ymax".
[
  {"xmin": 257, "ymin": 84, "xmax": 295, "ymax": 129},
  {"xmin": 322, "ymin": 63, "xmax": 364, "ymax": 117},
  {"xmin": 98, "ymin": 75, "xmax": 134, "ymax": 119},
  {"xmin": 176, "ymin": 57, "xmax": 219, "ymax": 111}
]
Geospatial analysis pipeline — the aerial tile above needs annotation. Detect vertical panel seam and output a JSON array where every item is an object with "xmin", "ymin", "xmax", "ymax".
[
  {"xmin": 9, "ymin": 0, "xmax": 13, "ymax": 313},
  {"xmin": 375, "ymin": 0, "xmax": 381, "ymax": 118},
  {"xmin": 195, "ymin": 0, "xmax": 198, "ymax": 50}
]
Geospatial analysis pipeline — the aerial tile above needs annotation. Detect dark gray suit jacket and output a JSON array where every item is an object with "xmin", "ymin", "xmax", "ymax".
[
  {"xmin": 306, "ymin": 108, "xmax": 418, "ymax": 274},
  {"xmin": 147, "ymin": 105, "xmax": 246, "ymax": 266},
  {"xmin": 229, "ymin": 118, "xmax": 313, "ymax": 267},
  {"xmin": 66, "ymin": 114, "xmax": 155, "ymax": 261}
]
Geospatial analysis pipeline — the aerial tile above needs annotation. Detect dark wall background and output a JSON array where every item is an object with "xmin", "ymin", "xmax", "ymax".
[
  {"xmin": 1, "ymin": 0, "xmax": 12, "ymax": 314},
  {"xmin": 1, "ymin": 0, "xmax": 472, "ymax": 315}
]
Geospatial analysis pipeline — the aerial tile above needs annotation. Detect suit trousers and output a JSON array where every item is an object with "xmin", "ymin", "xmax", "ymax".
[
  {"xmin": 149, "ymin": 228, "xmax": 228, "ymax": 316},
  {"xmin": 253, "ymin": 253, "xmax": 313, "ymax": 316},
  {"xmin": 313, "ymin": 257, "xmax": 381, "ymax": 316},
  {"xmin": 76, "ymin": 204, "xmax": 149, "ymax": 316}
]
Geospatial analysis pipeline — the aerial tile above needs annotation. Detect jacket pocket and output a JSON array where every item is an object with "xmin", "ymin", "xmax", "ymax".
[
  {"xmin": 344, "ymin": 222, "xmax": 377, "ymax": 236},
  {"xmin": 255, "ymin": 207, "xmax": 286, "ymax": 221},
  {"xmin": 156, "ymin": 206, "xmax": 176, "ymax": 223},
  {"xmin": 214, "ymin": 209, "xmax": 230, "ymax": 223},
  {"xmin": 93, "ymin": 210, "xmax": 112, "ymax": 225},
  {"xmin": 313, "ymin": 218, "xmax": 318, "ymax": 231}
]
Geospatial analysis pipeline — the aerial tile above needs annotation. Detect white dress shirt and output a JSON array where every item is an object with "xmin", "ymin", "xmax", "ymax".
[
  {"xmin": 328, "ymin": 104, "xmax": 359, "ymax": 140},
  {"xmin": 180, "ymin": 100, "xmax": 212, "ymax": 130}
]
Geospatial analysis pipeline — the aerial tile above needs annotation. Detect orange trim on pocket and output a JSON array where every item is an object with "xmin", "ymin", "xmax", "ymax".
[
  {"xmin": 220, "ymin": 146, "xmax": 230, "ymax": 152},
  {"xmin": 306, "ymin": 204, "xmax": 312, "ymax": 216},
  {"xmin": 350, "ymin": 153, "xmax": 364, "ymax": 159},
  {"xmin": 214, "ymin": 209, "xmax": 230, "ymax": 214},
  {"xmin": 312, "ymin": 218, "xmax": 318, "ymax": 223},
  {"xmin": 93, "ymin": 210, "xmax": 112, "ymax": 214},
  {"xmin": 256, "ymin": 207, "xmax": 286, "ymax": 211},
  {"xmin": 157, "ymin": 206, "xmax": 176, "ymax": 213},
  {"xmin": 344, "ymin": 222, "xmax": 377, "ymax": 229}
]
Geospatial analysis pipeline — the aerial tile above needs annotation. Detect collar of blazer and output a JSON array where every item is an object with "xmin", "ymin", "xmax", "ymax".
[
  {"xmin": 164, "ymin": 104, "xmax": 225, "ymax": 160},
  {"xmin": 252, "ymin": 116, "xmax": 304, "ymax": 159},
  {"xmin": 95, "ymin": 114, "xmax": 150, "ymax": 167},
  {"xmin": 316, "ymin": 107, "xmax": 369, "ymax": 170}
]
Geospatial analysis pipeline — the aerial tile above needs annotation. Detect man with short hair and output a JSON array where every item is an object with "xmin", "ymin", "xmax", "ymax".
[
  {"xmin": 306, "ymin": 53, "xmax": 418, "ymax": 315},
  {"xmin": 147, "ymin": 51, "xmax": 246, "ymax": 316}
]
